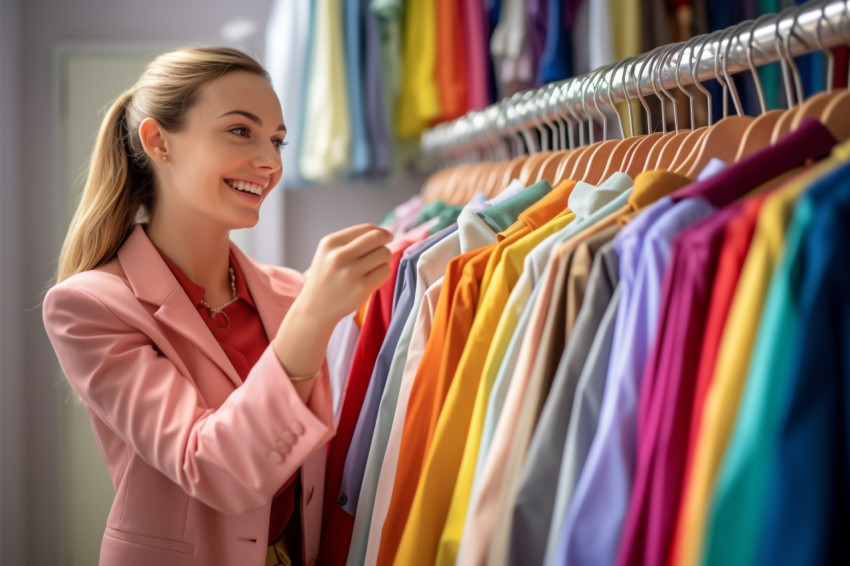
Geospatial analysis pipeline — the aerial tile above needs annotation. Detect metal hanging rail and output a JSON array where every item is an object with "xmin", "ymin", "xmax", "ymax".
[{"xmin": 421, "ymin": 0, "xmax": 850, "ymax": 165}]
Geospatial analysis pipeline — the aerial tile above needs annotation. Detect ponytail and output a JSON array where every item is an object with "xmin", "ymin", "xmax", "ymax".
[{"xmin": 56, "ymin": 90, "xmax": 150, "ymax": 282}]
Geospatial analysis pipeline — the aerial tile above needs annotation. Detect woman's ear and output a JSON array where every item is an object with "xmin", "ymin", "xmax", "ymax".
[{"xmin": 139, "ymin": 118, "xmax": 169, "ymax": 163}]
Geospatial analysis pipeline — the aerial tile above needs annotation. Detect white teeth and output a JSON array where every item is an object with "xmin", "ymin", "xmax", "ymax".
[{"xmin": 227, "ymin": 179, "xmax": 264, "ymax": 195}]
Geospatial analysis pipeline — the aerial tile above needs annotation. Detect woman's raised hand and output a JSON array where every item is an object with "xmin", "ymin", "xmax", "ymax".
[{"xmin": 272, "ymin": 224, "xmax": 393, "ymax": 387}]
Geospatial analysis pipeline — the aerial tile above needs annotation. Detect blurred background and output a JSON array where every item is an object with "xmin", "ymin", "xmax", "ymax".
[{"xmin": 0, "ymin": 0, "xmax": 833, "ymax": 563}]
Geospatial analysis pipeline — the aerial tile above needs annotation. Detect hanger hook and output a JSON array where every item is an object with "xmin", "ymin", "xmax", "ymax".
[
  {"xmin": 609, "ymin": 56, "xmax": 630, "ymax": 138},
  {"xmin": 745, "ymin": 12, "xmax": 777, "ymax": 115},
  {"xmin": 675, "ymin": 36, "xmax": 700, "ymax": 130},
  {"xmin": 645, "ymin": 45, "xmax": 669, "ymax": 133},
  {"xmin": 632, "ymin": 47, "xmax": 662, "ymax": 133},
  {"xmin": 619, "ymin": 56, "xmax": 638, "ymax": 137},
  {"xmin": 579, "ymin": 73, "xmax": 593, "ymax": 145},
  {"xmin": 722, "ymin": 21, "xmax": 751, "ymax": 117},
  {"xmin": 591, "ymin": 66, "xmax": 611, "ymax": 141},
  {"xmin": 689, "ymin": 29, "xmax": 715, "ymax": 126},
  {"xmin": 562, "ymin": 79, "xmax": 584, "ymax": 149},
  {"xmin": 774, "ymin": 4, "xmax": 803, "ymax": 108},
  {"xmin": 814, "ymin": 0, "xmax": 836, "ymax": 93},
  {"xmin": 659, "ymin": 42, "xmax": 682, "ymax": 132}
]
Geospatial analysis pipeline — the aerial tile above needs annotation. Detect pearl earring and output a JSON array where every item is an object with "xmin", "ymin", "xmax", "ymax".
[{"xmin": 161, "ymin": 155, "xmax": 167, "ymax": 161}]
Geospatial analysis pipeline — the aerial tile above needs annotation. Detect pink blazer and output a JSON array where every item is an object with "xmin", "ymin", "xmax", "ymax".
[{"xmin": 43, "ymin": 225, "xmax": 335, "ymax": 566}]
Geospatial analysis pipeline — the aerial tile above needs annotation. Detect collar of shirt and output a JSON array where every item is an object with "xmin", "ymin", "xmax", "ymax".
[
  {"xmin": 697, "ymin": 157, "xmax": 727, "ymax": 181},
  {"xmin": 571, "ymin": 172, "xmax": 633, "ymax": 220},
  {"xmin": 155, "ymin": 248, "xmax": 256, "ymax": 309},
  {"xmin": 617, "ymin": 170, "xmax": 691, "ymax": 224}
]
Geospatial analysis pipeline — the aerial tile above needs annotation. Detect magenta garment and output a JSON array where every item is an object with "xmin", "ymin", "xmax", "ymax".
[{"xmin": 614, "ymin": 202, "xmax": 742, "ymax": 566}]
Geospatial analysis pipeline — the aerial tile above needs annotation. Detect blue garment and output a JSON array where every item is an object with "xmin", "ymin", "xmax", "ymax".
[
  {"xmin": 553, "ymin": 197, "xmax": 715, "ymax": 566},
  {"xmin": 362, "ymin": 0, "xmax": 393, "ymax": 175},
  {"xmin": 539, "ymin": 0, "xmax": 572, "ymax": 84},
  {"xmin": 344, "ymin": 0, "xmax": 371, "ymax": 176},
  {"xmin": 756, "ymin": 159, "xmax": 850, "ymax": 566}
]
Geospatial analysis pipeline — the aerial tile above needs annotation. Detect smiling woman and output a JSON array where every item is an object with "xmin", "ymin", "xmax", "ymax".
[{"xmin": 41, "ymin": 46, "xmax": 393, "ymax": 566}]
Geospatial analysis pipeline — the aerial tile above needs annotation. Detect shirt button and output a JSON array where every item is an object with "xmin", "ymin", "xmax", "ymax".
[
  {"xmin": 337, "ymin": 494, "xmax": 348, "ymax": 506},
  {"xmin": 281, "ymin": 431, "xmax": 297, "ymax": 445},
  {"xmin": 267, "ymin": 450, "xmax": 284, "ymax": 464},
  {"xmin": 291, "ymin": 421, "xmax": 305, "ymax": 435}
]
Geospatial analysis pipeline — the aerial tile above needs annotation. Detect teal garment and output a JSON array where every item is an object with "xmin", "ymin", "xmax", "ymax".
[
  {"xmin": 413, "ymin": 200, "xmax": 450, "ymax": 227},
  {"xmin": 757, "ymin": 0, "xmax": 782, "ymax": 110},
  {"xmin": 477, "ymin": 180, "xmax": 553, "ymax": 232},
  {"xmin": 344, "ymin": 0, "xmax": 372, "ymax": 175},
  {"xmin": 700, "ymin": 190, "xmax": 813, "ymax": 566},
  {"xmin": 430, "ymin": 205, "xmax": 465, "ymax": 234}
]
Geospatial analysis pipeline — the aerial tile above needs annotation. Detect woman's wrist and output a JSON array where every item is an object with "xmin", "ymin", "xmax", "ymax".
[{"xmin": 272, "ymin": 299, "xmax": 335, "ymax": 381}]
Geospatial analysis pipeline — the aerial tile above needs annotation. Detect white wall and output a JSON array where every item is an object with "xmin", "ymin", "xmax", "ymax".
[
  {"xmin": 2, "ymin": 0, "xmax": 425, "ymax": 564},
  {"xmin": 0, "ymin": 0, "xmax": 25, "ymax": 564}
]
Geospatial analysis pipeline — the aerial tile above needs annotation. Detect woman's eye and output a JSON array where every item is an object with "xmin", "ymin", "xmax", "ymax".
[
  {"xmin": 229, "ymin": 126, "xmax": 250, "ymax": 137},
  {"xmin": 273, "ymin": 139, "xmax": 289, "ymax": 151}
]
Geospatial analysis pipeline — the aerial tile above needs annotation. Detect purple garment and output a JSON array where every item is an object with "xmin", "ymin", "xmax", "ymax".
[{"xmin": 555, "ymin": 197, "xmax": 716, "ymax": 566}]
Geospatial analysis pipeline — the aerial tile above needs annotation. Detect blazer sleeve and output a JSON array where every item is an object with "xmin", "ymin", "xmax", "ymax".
[{"xmin": 43, "ymin": 280, "xmax": 335, "ymax": 516}]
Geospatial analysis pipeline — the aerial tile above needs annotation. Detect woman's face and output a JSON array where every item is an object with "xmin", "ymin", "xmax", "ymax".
[{"xmin": 155, "ymin": 70, "xmax": 286, "ymax": 231}]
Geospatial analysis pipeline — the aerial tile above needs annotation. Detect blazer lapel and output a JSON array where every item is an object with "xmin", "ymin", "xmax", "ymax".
[{"xmin": 118, "ymin": 225, "xmax": 243, "ymax": 388}]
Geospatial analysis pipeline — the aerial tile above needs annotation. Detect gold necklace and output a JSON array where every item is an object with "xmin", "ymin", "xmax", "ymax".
[{"xmin": 200, "ymin": 266, "xmax": 237, "ymax": 331}]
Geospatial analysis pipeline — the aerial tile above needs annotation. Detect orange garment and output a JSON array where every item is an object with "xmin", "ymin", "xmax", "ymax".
[
  {"xmin": 435, "ymin": 0, "xmax": 469, "ymax": 121},
  {"xmin": 376, "ymin": 180, "xmax": 575, "ymax": 565}
]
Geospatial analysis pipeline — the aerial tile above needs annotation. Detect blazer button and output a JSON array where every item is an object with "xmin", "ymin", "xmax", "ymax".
[
  {"xmin": 291, "ymin": 420, "xmax": 305, "ymax": 435},
  {"xmin": 274, "ymin": 439, "xmax": 293, "ymax": 455},
  {"xmin": 337, "ymin": 494, "xmax": 347, "ymax": 506},
  {"xmin": 267, "ymin": 450, "xmax": 284, "ymax": 464},
  {"xmin": 281, "ymin": 431, "xmax": 297, "ymax": 445},
  {"xmin": 305, "ymin": 484, "xmax": 315, "ymax": 505}
]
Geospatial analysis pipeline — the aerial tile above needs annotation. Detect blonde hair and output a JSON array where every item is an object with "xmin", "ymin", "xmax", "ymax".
[{"xmin": 55, "ymin": 46, "xmax": 269, "ymax": 283}]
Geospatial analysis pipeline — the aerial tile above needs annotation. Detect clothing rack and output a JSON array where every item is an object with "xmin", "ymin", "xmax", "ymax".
[{"xmin": 422, "ymin": 0, "xmax": 850, "ymax": 165}]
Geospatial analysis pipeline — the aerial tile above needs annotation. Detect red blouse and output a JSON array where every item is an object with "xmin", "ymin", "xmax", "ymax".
[{"xmin": 156, "ymin": 249, "xmax": 297, "ymax": 545}]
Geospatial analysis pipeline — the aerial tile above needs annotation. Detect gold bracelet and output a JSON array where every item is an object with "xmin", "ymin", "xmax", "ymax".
[{"xmin": 289, "ymin": 371, "xmax": 319, "ymax": 382}]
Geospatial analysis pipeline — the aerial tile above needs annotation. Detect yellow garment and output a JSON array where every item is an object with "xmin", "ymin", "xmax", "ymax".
[
  {"xmin": 430, "ymin": 211, "xmax": 576, "ymax": 566},
  {"xmin": 299, "ymin": 0, "xmax": 351, "ymax": 180},
  {"xmin": 610, "ymin": 0, "xmax": 642, "ymax": 135},
  {"xmin": 670, "ymin": 162, "xmax": 837, "ymax": 566},
  {"xmin": 395, "ymin": 0, "xmax": 440, "ymax": 137}
]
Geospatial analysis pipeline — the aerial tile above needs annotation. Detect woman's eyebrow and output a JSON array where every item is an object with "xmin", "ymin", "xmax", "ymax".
[{"xmin": 218, "ymin": 109, "xmax": 286, "ymax": 132}]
